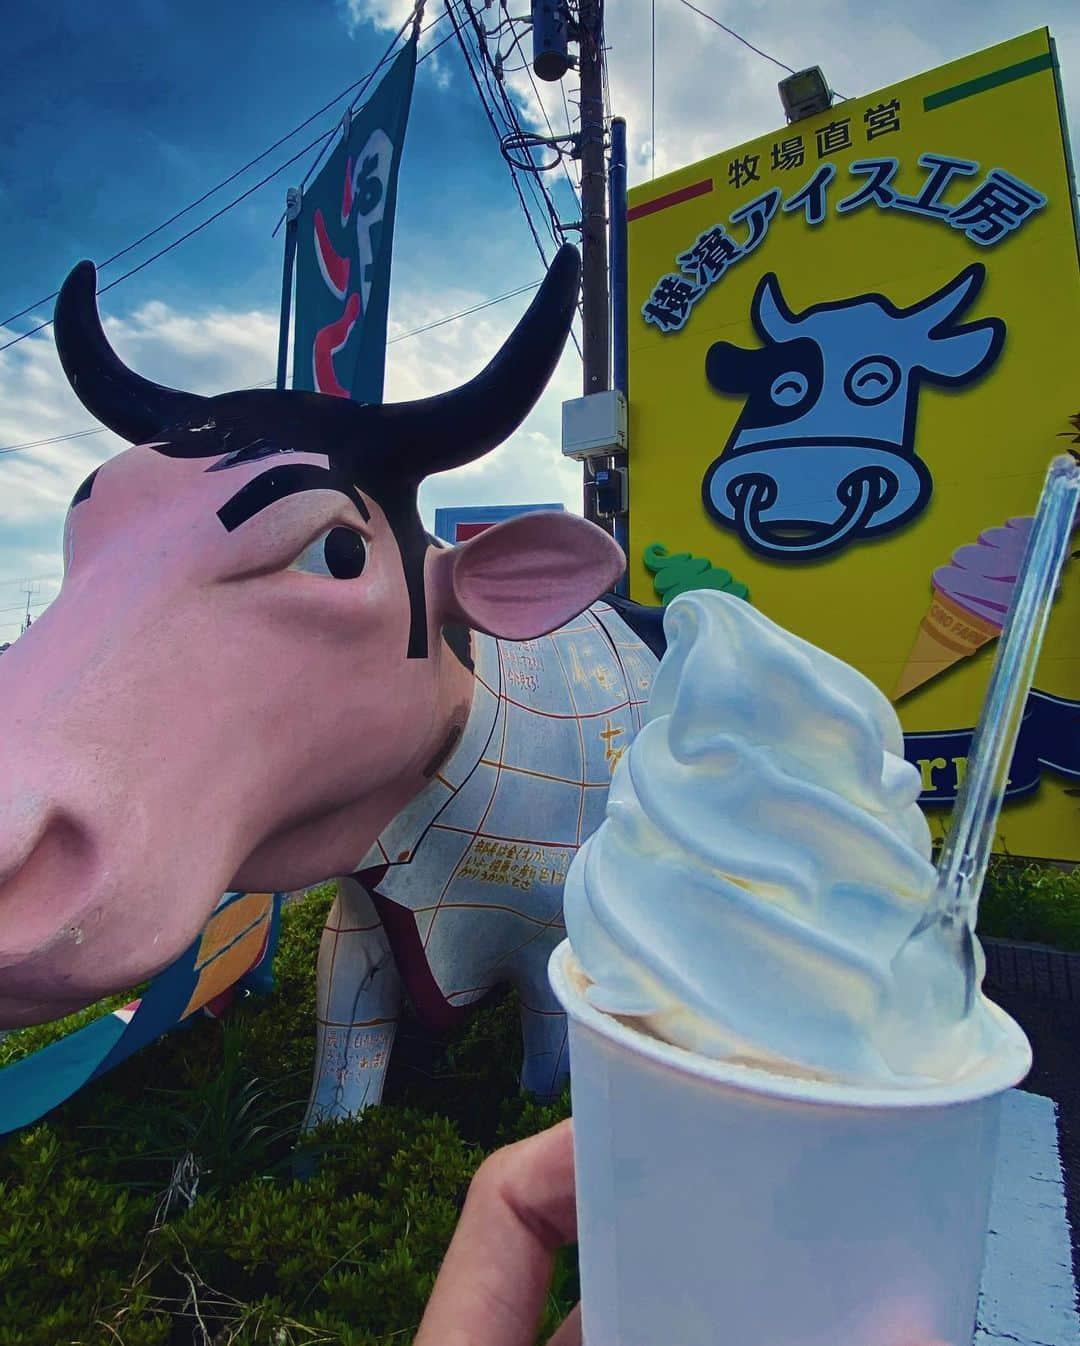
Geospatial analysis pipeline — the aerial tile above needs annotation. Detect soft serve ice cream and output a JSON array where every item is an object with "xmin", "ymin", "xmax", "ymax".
[{"xmin": 564, "ymin": 590, "xmax": 1010, "ymax": 1089}]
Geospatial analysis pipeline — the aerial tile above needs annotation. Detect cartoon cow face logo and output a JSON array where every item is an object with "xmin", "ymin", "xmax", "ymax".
[{"xmin": 701, "ymin": 264, "xmax": 1006, "ymax": 560}]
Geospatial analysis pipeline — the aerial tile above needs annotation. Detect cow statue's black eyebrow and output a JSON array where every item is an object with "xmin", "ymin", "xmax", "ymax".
[{"xmin": 217, "ymin": 463, "xmax": 371, "ymax": 533}]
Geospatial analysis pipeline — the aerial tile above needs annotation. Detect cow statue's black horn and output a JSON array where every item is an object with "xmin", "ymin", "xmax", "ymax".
[
  {"xmin": 55, "ymin": 260, "xmax": 210, "ymax": 444},
  {"xmin": 55, "ymin": 243, "xmax": 581, "ymax": 473},
  {"xmin": 373, "ymin": 243, "xmax": 581, "ymax": 478}
]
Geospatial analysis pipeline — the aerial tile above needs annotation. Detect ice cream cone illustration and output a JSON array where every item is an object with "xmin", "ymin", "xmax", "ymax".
[{"xmin": 894, "ymin": 517, "xmax": 1032, "ymax": 701}]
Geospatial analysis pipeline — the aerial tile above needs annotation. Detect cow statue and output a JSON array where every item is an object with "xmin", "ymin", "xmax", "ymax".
[
  {"xmin": 702, "ymin": 263, "xmax": 1006, "ymax": 560},
  {"xmin": 0, "ymin": 246, "xmax": 667, "ymax": 1126}
]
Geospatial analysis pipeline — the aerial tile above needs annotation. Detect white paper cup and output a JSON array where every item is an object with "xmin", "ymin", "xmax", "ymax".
[{"xmin": 549, "ymin": 940, "xmax": 1032, "ymax": 1346}]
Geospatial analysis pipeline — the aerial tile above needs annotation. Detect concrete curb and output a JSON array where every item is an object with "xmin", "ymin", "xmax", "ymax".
[{"xmin": 982, "ymin": 935, "xmax": 1080, "ymax": 1004}]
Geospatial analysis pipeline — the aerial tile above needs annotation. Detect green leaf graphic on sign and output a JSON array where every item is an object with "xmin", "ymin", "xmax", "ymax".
[{"xmin": 644, "ymin": 542, "xmax": 751, "ymax": 604}]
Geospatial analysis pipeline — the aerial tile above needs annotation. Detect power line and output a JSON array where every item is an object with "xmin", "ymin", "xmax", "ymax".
[
  {"xmin": 0, "ymin": 427, "xmax": 105, "ymax": 456},
  {"xmin": 493, "ymin": 1, "xmax": 580, "ymax": 209},
  {"xmin": 291, "ymin": 16, "xmax": 457, "ymax": 214},
  {"xmin": 445, "ymin": 0, "xmax": 553, "ymax": 267},
  {"xmin": 672, "ymin": 0, "xmax": 795, "ymax": 75},
  {"xmin": 0, "ymin": 604, "xmax": 51, "ymax": 635},
  {"xmin": 465, "ymin": 0, "xmax": 563, "ymax": 244},
  {"xmin": 0, "ymin": 8, "xmax": 581, "ymax": 458},
  {"xmin": 0, "ymin": 573, "xmax": 60, "ymax": 589},
  {"xmin": 2, "ymin": 83, "xmax": 401, "ymax": 359},
  {"xmin": 389, "ymin": 280, "xmax": 541, "ymax": 343},
  {"xmin": 460, "ymin": 1, "xmax": 563, "ymax": 251},
  {"xmin": 0, "ymin": 596, "xmax": 54, "ymax": 617},
  {"xmin": 0, "ymin": 10, "xmax": 450, "ymax": 336},
  {"xmin": 453, "ymin": 1, "xmax": 582, "ymax": 359}
]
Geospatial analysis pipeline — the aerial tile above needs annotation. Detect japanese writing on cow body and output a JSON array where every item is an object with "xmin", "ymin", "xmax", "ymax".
[
  {"xmin": 458, "ymin": 838, "xmax": 571, "ymax": 892},
  {"xmin": 599, "ymin": 719, "xmax": 626, "ymax": 771},
  {"xmin": 321, "ymin": 1027, "xmax": 391, "ymax": 1083},
  {"xmin": 643, "ymin": 149, "xmax": 1046, "ymax": 331}
]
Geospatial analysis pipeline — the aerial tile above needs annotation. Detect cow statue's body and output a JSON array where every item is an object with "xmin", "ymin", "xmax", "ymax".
[
  {"xmin": 306, "ymin": 599, "xmax": 660, "ymax": 1123},
  {"xmin": 0, "ymin": 246, "xmax": 665, "ymax": 1125}
]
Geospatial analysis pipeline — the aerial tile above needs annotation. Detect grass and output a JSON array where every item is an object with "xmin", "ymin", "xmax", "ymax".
[{"xmin": 976, "ymin": 856, "xmax": 1080, "ymax": 952}]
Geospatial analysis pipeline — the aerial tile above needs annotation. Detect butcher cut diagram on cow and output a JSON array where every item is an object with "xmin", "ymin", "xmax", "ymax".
[{"xmin": 702, "ymin": 262, "xmax": 1006, "ymax": 560}]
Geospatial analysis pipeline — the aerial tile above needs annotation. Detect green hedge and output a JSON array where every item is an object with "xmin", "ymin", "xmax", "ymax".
[
  {"xmin": 976, "ymin": 857, "xmax": 1080, "ymax": 952},
  {"xmin": 0, "ymin": 885, "xmax": 571, "ymax": 1345}
]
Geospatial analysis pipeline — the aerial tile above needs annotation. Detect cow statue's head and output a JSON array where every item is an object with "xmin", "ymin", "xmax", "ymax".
[
  {"xmin": 0, "ymin": 245, "xmax": 624, "ymax": 1027},
  {"xmin": 702, "ymin": 264, "xmax": 1006, "ymax": 560}
]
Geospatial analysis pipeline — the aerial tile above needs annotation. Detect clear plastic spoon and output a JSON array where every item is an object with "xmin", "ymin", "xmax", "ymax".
[{"xmin": 905, "ymin": 454, "xmax": 1080, "ymax": 1017}]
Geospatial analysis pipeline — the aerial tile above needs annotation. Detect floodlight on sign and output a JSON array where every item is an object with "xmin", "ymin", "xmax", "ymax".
[{"xmin": 778, "ymin": 67, "xmax": 832, "ymax": 122}]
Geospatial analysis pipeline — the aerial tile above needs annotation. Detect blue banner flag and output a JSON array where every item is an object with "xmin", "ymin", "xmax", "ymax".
[{"xmin": 292, "ymin": 34, "xmax": 417, "ymax": 402}]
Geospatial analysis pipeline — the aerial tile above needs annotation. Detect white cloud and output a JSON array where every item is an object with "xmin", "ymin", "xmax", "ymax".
[
  {"xmin": 342, "ymin": 0, "xmax": 412, "ymax": 35},
  {"xmin": 341, "ymin": 0, "xmax": 453, "ymax": 88}
]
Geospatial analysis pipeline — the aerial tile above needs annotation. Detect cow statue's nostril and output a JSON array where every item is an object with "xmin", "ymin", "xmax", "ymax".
[
  {"xmin": 0, "ymin": 800, "xmax": 53, "ymax": 891},
  {"xmin": 0, "ymin": 806, "xmax": 95, "ymax": 930}
]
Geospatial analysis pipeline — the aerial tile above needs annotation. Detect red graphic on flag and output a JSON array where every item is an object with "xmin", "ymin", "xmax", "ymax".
[
  {"xmin": 314, "ymin": 208, "xmax": 350, "ymax": 300},
  {"xmin": 314, "ymin": 293, "xmax": 362, "ymax": 397},
  {"xmin": 310, "ymin": 151, "xmax": 367, "ymax": 399}
]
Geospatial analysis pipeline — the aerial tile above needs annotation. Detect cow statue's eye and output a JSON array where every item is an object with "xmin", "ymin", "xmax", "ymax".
[
  {"xmin": 291, "ymin": 528, "xmax": 368, "ymax": 580},
  {"xmin": 844, "ymin": 356, "xmax": 902, "ymax": 406},
  {"xmin": 769, "ymin": 371, "xmax": 809, "ymax": 407}
]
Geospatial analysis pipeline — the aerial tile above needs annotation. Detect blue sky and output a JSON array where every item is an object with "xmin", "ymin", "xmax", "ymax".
[
  {"xmin": 3, "ymin": 0, "xmax": 558, "ymax": 316},
  {"xmin": 1, "ymin": 0, "xmax": 1079, "ymax": 637}
]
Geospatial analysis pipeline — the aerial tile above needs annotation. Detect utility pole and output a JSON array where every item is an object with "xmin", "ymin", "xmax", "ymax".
[
  {"xmin": 576, "ymin": 0, "xmax": 610, "ymax": 529},
  {"xmin": 276, "ymin": 186, "xmax": 303, "ymax": 392},
  {"xmin": 20, "ymin": 581, "xmax": 35, "ymax": 635},
  {"xmin": 530, "ymin": 0, "xmax": 620, "ymax": 535}
]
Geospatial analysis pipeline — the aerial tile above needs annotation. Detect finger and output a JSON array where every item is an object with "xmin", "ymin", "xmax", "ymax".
[
  {"xmin": 546, "ymin": 1303, "xmax": 582, "ymax": 1346},
  {"xmin": 415, "ymin": 1120, "xmax": 578, "ymax": 1346}
]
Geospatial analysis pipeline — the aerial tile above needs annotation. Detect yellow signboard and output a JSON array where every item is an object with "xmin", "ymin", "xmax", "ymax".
[{"xmin": 627, "ymin": 29, "xmax": 1080, "ymax": 861}]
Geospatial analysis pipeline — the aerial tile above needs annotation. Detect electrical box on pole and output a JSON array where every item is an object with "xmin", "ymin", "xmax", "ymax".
[
  {"xmin": 561, "ymin": 390, "xmax": 627, "ymax": 461},
  {"xmin": 531, "ymin": 1, "xmax": 571, "ymax": 82}
]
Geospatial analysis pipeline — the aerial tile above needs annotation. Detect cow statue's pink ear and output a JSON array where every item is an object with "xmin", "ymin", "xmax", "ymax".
[{"xmin": 430, "ymin": 511, "xmax": 626, "ymax": 640}]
